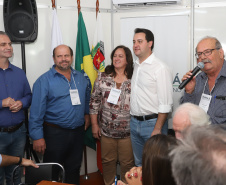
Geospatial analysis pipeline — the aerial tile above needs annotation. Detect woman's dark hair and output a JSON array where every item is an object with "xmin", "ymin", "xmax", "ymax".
[
  {"xmin": 105, "ymin": 45, "xmax": 133, "ymax": 79},
  {"xmin": 142, "ymin": 134, "xmax": 177, "ymax": 185}
]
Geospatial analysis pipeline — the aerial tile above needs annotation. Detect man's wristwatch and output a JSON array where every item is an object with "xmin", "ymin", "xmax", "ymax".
[{"xmin": 16, "ymin": 156, "xmax": 22, "ymax": 165}]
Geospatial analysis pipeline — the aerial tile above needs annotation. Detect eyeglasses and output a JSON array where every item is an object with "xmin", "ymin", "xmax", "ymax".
[{"xmin": 195, "ymin": 48, "xmax": 220, "ymax": 59}]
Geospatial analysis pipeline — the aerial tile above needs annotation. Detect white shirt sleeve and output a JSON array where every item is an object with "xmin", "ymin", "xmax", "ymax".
[{"xmin": 156, "ymin": 65, "xmax": 173, "ymax": 113}]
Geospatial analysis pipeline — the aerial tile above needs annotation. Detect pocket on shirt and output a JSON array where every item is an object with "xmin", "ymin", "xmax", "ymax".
[{"xmin": 214, "ymin": 99, "xmax": 226, "ymax": 118}]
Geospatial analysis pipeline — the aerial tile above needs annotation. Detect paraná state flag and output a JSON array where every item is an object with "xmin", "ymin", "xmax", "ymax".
[
  {"xmin": 75, "ymin": 12, "xmax": 96, "ymax": 151},
  {"xmin": 91, "ymin": 12, "xmax": 105, "ymax": 72}
]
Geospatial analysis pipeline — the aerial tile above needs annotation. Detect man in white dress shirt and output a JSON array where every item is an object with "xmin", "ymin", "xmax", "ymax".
[{"xmin": 130, "ymin": 28, "xmax": 173, "ymax": 166}]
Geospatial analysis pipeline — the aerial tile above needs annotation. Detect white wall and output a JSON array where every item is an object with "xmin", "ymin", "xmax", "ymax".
[
  {"xmin": 0, "ymin": 0, "xmax": 112, "ymax": 89},
  {"xmin": 0, "ymin": 0, "xmax": 112, "ymax": 175},
  {"xmin": 0, "ymin": 0, "xmax": 226, "ymax": 175},
  {"xmin": 112, "ymin": 0, "xmax": 226, "ymax": 127}
]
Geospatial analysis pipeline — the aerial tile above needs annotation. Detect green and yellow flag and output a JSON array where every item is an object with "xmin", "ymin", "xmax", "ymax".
[
  {"xmin": 75, "ymin": 12, "xmax": 96, "ymax": 150},
  {"xmin": 75, "ymin": 12, "xmax": 97, "ymax": 90}
]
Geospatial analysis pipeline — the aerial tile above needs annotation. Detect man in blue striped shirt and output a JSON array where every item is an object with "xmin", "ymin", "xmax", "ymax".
[
  {"xmin": 181, "ymin": 36, "xmax": 226, "ymax": 124},
  {"xmin": 29, "ymin": 44, "xmax": 90, "ymax": 185}
]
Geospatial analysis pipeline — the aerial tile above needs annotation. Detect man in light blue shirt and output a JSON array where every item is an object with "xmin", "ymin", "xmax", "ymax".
[{"xmin": 29, "ymin": 45, "xmax": 90, "ymax": 185}]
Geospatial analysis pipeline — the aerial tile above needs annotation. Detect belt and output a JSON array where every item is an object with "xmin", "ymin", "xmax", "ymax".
[
  {"xmin": 132, "ymin": 114, "xmax": 158, "ymax": 121},
  {"xmin": 0, "ymin": 122, "xmax": 23, "ymax": 132},
  {"xmin": 43, "ymin": 122, "xmax": 84, "ymax": 130},
  {"xmin": 43, "ymin": 121, "xmax": 61, "ymax": 129}
]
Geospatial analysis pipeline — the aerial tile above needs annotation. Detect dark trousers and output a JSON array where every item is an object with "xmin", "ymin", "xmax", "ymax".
[{"xmin": 43, "ymin": 124, "xmax": 84, "ymax": 185}]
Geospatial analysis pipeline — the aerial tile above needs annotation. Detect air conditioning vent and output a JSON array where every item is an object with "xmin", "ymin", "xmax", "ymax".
[{"xmin": 112, "ymin": 0, "xmax": 181, "ymax": 8}]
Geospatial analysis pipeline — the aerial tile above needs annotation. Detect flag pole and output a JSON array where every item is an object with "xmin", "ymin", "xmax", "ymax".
[
  {"xmin": 77, "ymin": 0, "xmax": 81, "ymax": 16},
  {"xmin": 96, "ymin": 0, "xmax": 99, "ymax": 18},
  {"xmin": 95, "ymin": 0, "xmax": 104, "ymax": 175},
  {"xmin": 77, "ymin": 0, "xmax": 89, "ymax": 180},
  {"xmin": 51, "ymin": 0, "xmax": 56, "ymax": 8}
]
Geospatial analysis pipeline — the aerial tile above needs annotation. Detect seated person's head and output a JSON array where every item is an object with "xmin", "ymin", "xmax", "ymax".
[
  {"xmin": 173, "ymin": 103, "xmax": 210, "ymax": 139},
  {"xmin": 170, "ymin": 125, "xmax": 226, "ymax": 185},
  {"xmin": 142, "ymin": 134, "xmax": 177, "ymax": 185}
]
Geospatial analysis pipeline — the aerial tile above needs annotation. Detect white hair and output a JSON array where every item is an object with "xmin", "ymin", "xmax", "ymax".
[
  {"xmin": 195, "ymin": 36, "xmax": 223, "ymax": 52},
  {"xmin": 174, "ymin": 103, "xmax": 211, "ymax": 126},
  {"xmin": 170, "ymin": 125, "xmax": 226, "ymax": 185}
]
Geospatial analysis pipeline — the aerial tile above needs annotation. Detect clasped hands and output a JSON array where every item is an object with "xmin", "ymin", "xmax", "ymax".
[{"xmin": 2, "ymin": 97, "xmax": 22, "ymax": 112}]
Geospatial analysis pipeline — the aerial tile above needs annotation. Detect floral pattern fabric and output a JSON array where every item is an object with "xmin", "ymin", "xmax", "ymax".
[{"xmin": 90, "ymin": 72, "xmax": 131, "ymax": 138}]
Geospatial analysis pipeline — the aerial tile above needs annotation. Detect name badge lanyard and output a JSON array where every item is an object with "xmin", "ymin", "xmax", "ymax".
[
  {"xmin": 66, "ymin": 75, "xmax": 81, "ymax": 105},
  {"xmin": 199, "ymin": 78, "xmax": 215, "ymax": 113},
  {"xmin": 107, "ymin": 76, "xmax": 126, "ymax": 105}
]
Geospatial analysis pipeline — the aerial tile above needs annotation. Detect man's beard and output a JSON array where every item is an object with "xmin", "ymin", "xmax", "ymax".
[{"xmin": 58, "ymin": 61, "xmax": 71, "ymax": 70}]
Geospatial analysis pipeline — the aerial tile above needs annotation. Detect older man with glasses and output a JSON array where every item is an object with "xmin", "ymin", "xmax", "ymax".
[{"xmin": 180, "ymin": 36, "xmax": 226, "ymax": 124}]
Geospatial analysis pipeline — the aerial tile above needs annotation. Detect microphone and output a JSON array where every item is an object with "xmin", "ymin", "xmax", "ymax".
[{"xmin": 178, "ymin": 62, "xmax": 204, "ymax": 90}]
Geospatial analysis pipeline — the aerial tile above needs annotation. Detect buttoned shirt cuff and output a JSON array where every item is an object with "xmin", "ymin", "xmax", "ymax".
[
  {"xmin": 158, "ymin": 105, "xmax": 172, "ymax": 113},
  {"xmin": 30, "ymin": 129, "xmax": 44, "ymax": 141},
  {"xmin": 85, "ymin": 106, "xmax": 89, "ymax": 115},
  {"xmin": 18, "ymin": 99, "xmax": 24, "ymax": 108},
  {"xmin": 85, "ymin": 102, "xmax": 90, "ymax": 114},
  {"xmin": 19, "ymin": 95, "xmax": 32, "ymax": 109},
  {"xmin": 85, "ymin": 95, "xmax": 90, "ymax": 114}
]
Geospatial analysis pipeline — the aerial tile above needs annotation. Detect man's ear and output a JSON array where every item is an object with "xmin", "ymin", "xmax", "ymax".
[
  {"xmin": 148, "ymin": 41, "xmax": 153, "ymax": 49},
  {"xmin": 219, "ymin": 48, "xmax": 224, "ymax": 59}
]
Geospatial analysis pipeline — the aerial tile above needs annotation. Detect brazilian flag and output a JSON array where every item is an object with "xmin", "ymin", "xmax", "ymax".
[
  {"xmin": 75, "ymin": 12, "xmax": 97, "ymax": 91},
  {"xmin": 75, "ymin": 12, "xmax": 97, "ymax": 150}
]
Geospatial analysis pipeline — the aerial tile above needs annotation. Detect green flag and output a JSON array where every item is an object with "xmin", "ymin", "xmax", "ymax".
[
  {"xmin": 75, "ymin": 12, "xmax": 97, "ymax": 90},
  {"xmin": 75, "ymin": 12, "xmax": 96, "ymax": 150}
]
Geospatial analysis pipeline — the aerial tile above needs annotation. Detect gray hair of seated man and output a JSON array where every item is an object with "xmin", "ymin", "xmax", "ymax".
[
  {"xmin": 170, "ymin": 125, "xmax": 226, "ymax": 185},
  {"xmin": 173, "ymin": 103, "xmax": 211, "ymax": 126}
]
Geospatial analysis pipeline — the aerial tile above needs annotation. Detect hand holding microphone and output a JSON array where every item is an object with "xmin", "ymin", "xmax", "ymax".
[{"xmin": 179, "ymin": 62, "xmax": 204, "ymax": 91}]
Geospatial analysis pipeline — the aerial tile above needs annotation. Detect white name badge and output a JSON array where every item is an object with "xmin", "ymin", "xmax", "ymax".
[
  {"xmin": 107, "ymin": 88, "xmax": 121, "ymax": 105},
  {"xmin": 70, "ymin": 89, "xmax": 81, "ymax": 105},
  {"xmin": 199, "ymin": 93, "xmax": 212, "ymax": 113}
]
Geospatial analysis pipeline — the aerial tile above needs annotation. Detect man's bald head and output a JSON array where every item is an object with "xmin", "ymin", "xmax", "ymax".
[{"xmin": 173, "ymin": 103, "xmax": 211, "ymax": 139}]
